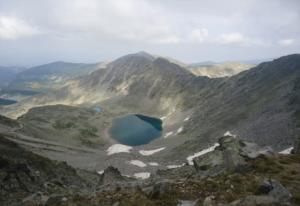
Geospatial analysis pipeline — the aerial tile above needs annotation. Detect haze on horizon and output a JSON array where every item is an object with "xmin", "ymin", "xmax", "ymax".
[{"xmin": 0, "ymin": 0, "xmax": 299, "ymax": 66}]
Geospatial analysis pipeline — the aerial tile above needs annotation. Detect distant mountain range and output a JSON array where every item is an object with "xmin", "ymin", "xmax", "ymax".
[
  {"xmin": 0, "ymin": 66, "xmax": 26, "ymax": 88},
  {"xmin": 1, "ymin": 52, "xmax": 299, "ymax": 156},
  {"xmin": 0, "ymin": 52, "xmax": 300, "ymax": 205},
  {"xmin": 187, "ymin": 61, "xmax": 255, "ymax": 78},
  {"xmin": 8, "ymin": 61, "xmax": 103, "ymax": 92}
]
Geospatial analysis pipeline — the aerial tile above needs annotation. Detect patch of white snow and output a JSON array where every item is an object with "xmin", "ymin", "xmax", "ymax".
[
  {"xmin": 149, "ymin": 162, "xmax": 159, "ymax": 166},
  {"xmin": 187, "ymin": 143, "xmax": 220, "ymax": 165},
  {"xmin": 183, "ymin": 117, "xmax": 190, "ymax": 122},
  {"xmin": 107, "ymin": 144, "xmax": 132, "ymax": 155},
  {"xmin": 176, "ymin": 127, "xmax": 183, "ymax": 134},
  {"xmin": 224, "ymin": 131, "xmax": 236, "ymax": 137},
  {"xmin": 167, "ymin": 164, "xmax": 185, "ymax": 169},
  {"xmin": 164, "ymin": 131, "xmax": 174, "ymax": 138},
  {"xmin": 279, "ymin": 147, "xmax": 294, "ymax": 154},
  {"xmin": 97, "ymin": 170, "xmax": 104, "ymax": 175},
  {"xmin": 134, "ymin": 172, "xmax": 151, "ymax": 179},
  {"xmin": 160, "ymin": 116, "xmax": 167, "ymax": 120},
  {"xmin": 139, "ymin": 147, "xmax": 165, "ymax": 156},
  {"xmin": 129, "ymin": 160, "xmax": 147, "ymax": 167}
]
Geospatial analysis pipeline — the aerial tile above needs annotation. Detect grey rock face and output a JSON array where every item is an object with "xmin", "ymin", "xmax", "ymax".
[
  {"xmin": 228, "ymin": 195, "xmax": 280, "ymax": 206},
  {"xmin": 143, "ymin": 180, "xmax": 171, "ymax": 199},
  {"xmin": 192, "ymin": 135, "xmax": 275, "ymax": 177},
  {"xmin": 267, "ymin": 180, "xmax": 292, "ymax": 203},
  {"xmin": 228, "ymin": 179, "xmax": 292, "ymax": 206},
  {"xmin": 293, "ymin": 135, "xmax": 300, "ymax": 154},
  {"xmin": 99, "ymin": 166, "xmax": 127, "ymax": 185}
]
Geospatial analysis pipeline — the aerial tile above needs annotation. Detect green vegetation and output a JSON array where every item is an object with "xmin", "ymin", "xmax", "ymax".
[
  {"xmin": 52, "ymin": 120, "xmax": 77, "ymax": 129},
  {"xmin": 79, "ymin": 126, "xmax": 98, "ymax": 138}
]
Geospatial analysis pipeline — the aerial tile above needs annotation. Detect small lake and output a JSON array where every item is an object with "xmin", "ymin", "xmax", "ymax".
[
  {"xmin": 0, "ymin": 98, "xmax": 17, "ymax": 106},
  {"xmin": 110, "ymin": 114, "xmax": 163, "ymax": 146}
]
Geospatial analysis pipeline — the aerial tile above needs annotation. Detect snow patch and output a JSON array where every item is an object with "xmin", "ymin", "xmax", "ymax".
[
  {"xmin": 107, "ymin": 144, "xmax": 132, "ymax": 155},
  {"xmin": 176, "ymin": 127, "xmax": 183, "ymax": 134},
  {"xmin": 129, "ymin": 160, "xmax": 147, "ymax": 168},
  {"xmin": 134, "ymin": 172, "xmax": 151, "ymax": 179},
  {"xmin": 279, "ymin": 147, "xmax": 294, "ymax": 155},
  {"xmin": 167, "ymin": 164, "xmax": 185, "ymax": 169},
  {"xmin": 149, "ymin": 162, "xmax": 159, "ymax": 166},
  {"xmin": 183, "ymin": 117, "xmax": 190, "ymax": 122},
  {"xmin": 97, "ymin": 170, "xmax": 104, "ymax": 175},
  {"xmin": 224, "ymin": 131, "xmax": 236, "ymax": 137},
  {"xmin": 164, "ymin": 131, "xmax": 174, "ymax": 138},
  {"xmin": 139, "ymin": 147, "xmax": 165, "ymax": 156},
  {"xmin": 160, "ymin": 116, "xmax": 167, "ymax": 120},
  {"xmin": 187, "ymin": 143, "xmax": 220, "ymax": 165}
]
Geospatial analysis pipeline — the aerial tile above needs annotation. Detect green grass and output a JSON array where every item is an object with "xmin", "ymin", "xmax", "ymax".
[{"xmin": 52, "ymin": 120, "xmax": 77, "ymax": 129}]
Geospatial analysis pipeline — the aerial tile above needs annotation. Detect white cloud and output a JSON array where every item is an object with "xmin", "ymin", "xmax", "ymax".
[
  {"xmin": 278, "ymin": 38, "xmax": 295, "ymax": 46},
  {"xmin": 55, "ymin": 0, "xmax": 180, "ymax": 44},
  {"xmin": 188, "ymin": 28, "xmax": 208, "ymax": 43},
  {"xmin": 0, "ymin": 16, "xmax": 39, "ymax": 40},
  {"xmin": 217, "ymin": 32, "xmax": 249, "ymax": 45}
]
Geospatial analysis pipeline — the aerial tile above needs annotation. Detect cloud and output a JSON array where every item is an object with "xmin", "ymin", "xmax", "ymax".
[
  {"xmin": 216, "ymin": 32, "xmax": 249, "ymax": 45},
  {"xmin": 0, "ymin": 16, "xmax": 39, "ymax": 40},
  {"xmin": 278, "ymin": 38, "xmax": 295, "ymax": 46},
  {"xmin": 54, "ymin": 0, "xmax": 180, "ymax": 44},
  {"xmin": 0, "ymin": 0, "xmax": 299, "ymax": 65},
  {"xmin": 188, "ymin": 28, "xmax": 208, "ymax": 43}
]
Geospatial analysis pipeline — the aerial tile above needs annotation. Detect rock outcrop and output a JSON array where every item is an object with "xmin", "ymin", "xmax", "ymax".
[
  {"xmin": 192, "ymin": 134, "xmax": 275, "ymax": 177},
  {"xmin": 0, "ymin": 135, "xmax": 97, "ymax": 205},
  {"xmin": 98, "ymin": 166, "xmax": 128, "ymax": 185}
]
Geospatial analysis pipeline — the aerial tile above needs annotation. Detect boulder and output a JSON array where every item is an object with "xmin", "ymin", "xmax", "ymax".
[
  {"xmin": 230, "ymin": 181, "xmax": 291, "ymax": 205},
  {"xmin": 267, "ymin": 180, "xmax": 292, "ymax": 203},
  {"xmin": 193, "ymin": 135, "xmax": 275, "ymax": 177},
  {"xmin": 228, "ymin": 195, "xmax": 280, "ymax": 206},
  {"xmin": 293, "ymin": 134, "xmax": 300, "ymax": 154},
  {"xmin": 98, "ymin": 166, "xmax": 126, "ymax": 185},
  {"xmin": 45, "ymin": 194, "xmax": 68, "ymax": 206},
  {"xmin": 142, "ymin": 180, "xmax": 171, "ymax": 199}
]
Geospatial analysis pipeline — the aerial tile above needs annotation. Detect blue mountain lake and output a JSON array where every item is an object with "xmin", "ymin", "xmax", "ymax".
[
  {"xmin": 0, "ymin": 98, "xmax": 17, "ymax": 106},
  {"xmin": 110, "ymin": 114, "xmax": 163, "ymax": 146}
]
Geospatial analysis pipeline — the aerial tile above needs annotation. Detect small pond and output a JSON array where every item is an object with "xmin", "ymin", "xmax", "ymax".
[
  {"xmin": 109, "ymin": 114, "xmax": 163, "ymax": 146},
  {"xmin": 0, "ymin": 98, "xmax": 17, "ymax": 106}
]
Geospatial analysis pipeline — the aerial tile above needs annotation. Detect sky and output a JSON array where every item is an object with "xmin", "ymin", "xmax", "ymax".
[{"xmin": 0, "ymin": 0, "xmax": 299, "ymax": 66}]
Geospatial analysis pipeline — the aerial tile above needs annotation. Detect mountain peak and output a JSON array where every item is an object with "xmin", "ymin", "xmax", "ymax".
[{"xmin": 127, "ymin": 51, "xmax": 155, "ymax": 61}]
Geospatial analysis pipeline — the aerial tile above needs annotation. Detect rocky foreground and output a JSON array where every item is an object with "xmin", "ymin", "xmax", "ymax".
[{"xmin": 1, "ymin": 133, "xmax": 300, "ymax": 206}]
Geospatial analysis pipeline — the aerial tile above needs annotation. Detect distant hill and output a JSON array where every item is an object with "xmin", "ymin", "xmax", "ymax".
[
  {"xmin": 0, "ymin": 66, "xmax": 26, "ymax": 88},
  {"xmin": 8, "ymin": 61, "xmax": 103, "ymax": 92},
  {"xmin": 187, "ymin": 61, "xmax": 255, "ymax": 78},
  {"xmin": 2, "ymin": 53, "xmax": 300, "ymax": 161}
]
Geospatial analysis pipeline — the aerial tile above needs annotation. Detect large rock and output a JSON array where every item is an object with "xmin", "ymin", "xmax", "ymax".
[
  {"xmin": 293, "ymin": 134, "xmax": 300, "ymax": 154},
  {"xmin": 258, "ymin": 179, "xmax": 292, "ymax": 203},
  {"xmin": 98, "ymin": 166, "xmax": 127, "ymax": 185},
  {"xmin": 228, "ymin": 195, "xmax": 280, "ymax": 206},
  {"xmin": 229, "ymin": 179, "xmax": 292, "ymax": 206},
  {"xmin": 193, "ymin": 135, "xmax": 274, "ymax": 177},
  {"xmin": 142, "ymin": 180, "xmax": 171, "ymax": 199}
]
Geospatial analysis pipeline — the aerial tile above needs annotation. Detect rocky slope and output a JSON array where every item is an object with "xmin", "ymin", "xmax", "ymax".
[
  {"xmin": 2, "ymin": 126, "xmax": 299, "ymax": 205},
  {"xmin": 1, "ymin": 53, "xmax": 300, "ymax": 165},
  {"xmin": 187, "ymin": 62, "xmax": 255, "ymax": 78},
  {"xmin": 165, "ymin": 54, "xmax": 300, "ymax": 162}
]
